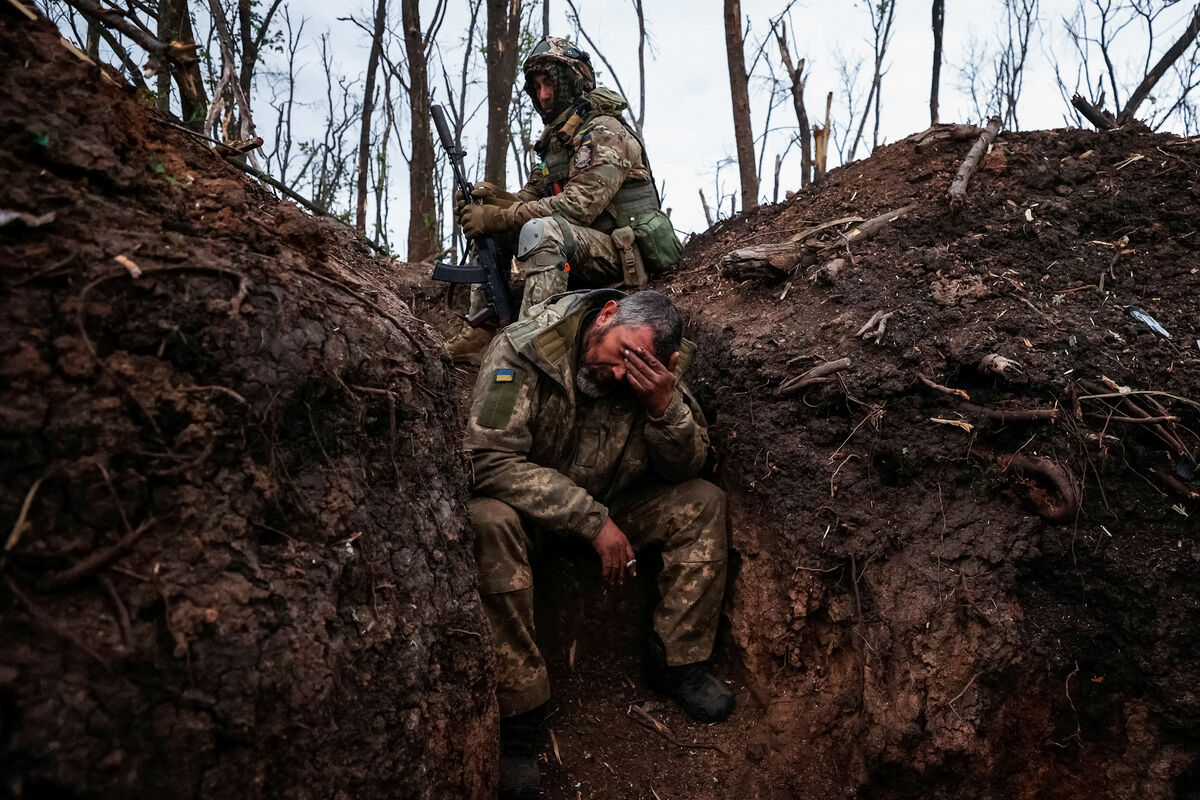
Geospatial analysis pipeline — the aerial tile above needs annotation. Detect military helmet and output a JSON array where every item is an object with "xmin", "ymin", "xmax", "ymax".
[{"xmin": 522, "ymin": 36, "xmax": 595, "ymax": 120}]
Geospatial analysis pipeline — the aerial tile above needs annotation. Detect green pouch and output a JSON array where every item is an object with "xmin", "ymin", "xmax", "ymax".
[{"xmin": 630, "ymin": 209, "xmax": 684, "ymax": 273}]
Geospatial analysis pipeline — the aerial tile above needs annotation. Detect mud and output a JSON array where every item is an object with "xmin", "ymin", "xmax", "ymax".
[{"xmin": 1, "ymin": 15, "xmax": 492, "ymax": 799}]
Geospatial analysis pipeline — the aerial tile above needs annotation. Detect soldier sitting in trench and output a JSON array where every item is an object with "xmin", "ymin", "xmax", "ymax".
[
  {"xmin": 466, "ymin": 289, "xmax": 733, "ymax": 799},
  {"xmin": 450, "ymin": 35, "xmax": 683, "ymax": 362}
]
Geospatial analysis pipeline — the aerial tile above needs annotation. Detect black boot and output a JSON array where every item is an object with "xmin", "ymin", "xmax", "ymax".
[
  {"xmin": 498, "ymin": 703, "xmax": 545, "ymax": 799},
  {"xmin": 647, "ymin": 637, "xmax": 735, "ymax": 723}
]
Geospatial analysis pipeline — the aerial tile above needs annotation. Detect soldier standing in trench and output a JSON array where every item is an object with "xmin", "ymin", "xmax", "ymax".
[
  {"xmin": 449, "ymin": 36, "xmax": 683, "ymax": 362},
  {"xmin": 466, "ymin": 288, "xmax": 733, "ymax": 799}
]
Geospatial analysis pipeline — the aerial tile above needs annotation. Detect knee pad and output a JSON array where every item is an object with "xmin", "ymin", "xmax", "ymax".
[{"xmin": 516, "ymin": 218, "xmax": 559, "ymax": 259}]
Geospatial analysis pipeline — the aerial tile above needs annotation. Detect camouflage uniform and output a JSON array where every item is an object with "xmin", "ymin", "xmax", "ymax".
[
  {"xmin": 466, "ymin": 290, "xmax": 728, "ymax": 716},
  {"xmin": 468, "ymin": 38, "xmax": 670, "ymax": 321}
]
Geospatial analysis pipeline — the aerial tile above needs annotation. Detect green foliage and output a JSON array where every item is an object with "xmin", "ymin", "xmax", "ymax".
[{"xmin": 148, "ymin": 158, "xmax": 183, "ymax": 188}]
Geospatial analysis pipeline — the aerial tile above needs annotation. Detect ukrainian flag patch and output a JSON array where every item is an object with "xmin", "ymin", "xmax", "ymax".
[{"xmin": 494, "ymin": 369, "xmax": 515, "ymax": 382}]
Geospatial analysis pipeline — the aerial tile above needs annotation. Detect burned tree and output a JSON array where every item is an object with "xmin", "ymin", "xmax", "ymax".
[
  {"xmin": 484, "ymin": 0, "xmax": 523, "ymax": 186},
  {"xmin": 931, "ymin": 0, "xmax": 944, "ymax": 124},
  {"xmin": 355, "ymin": 0, "xmax": 388, "ymax": 234},
  {"xmin": 399, "ymin": 0, "xmax": 447, "ymax": 262},
  {"xmin": 724, "ymin": 0, "xmax": 759, "ymax": 211},
  {"xmin": 1056, "ymin": 1, "xmax": 1200, "ymax": 132},
  {"xmin": 772, "ymin": 16, "xmax": 812, "ymax": 187}
]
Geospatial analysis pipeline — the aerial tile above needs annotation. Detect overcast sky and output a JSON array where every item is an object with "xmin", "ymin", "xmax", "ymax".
[
  {"xmin": 60, "ymin": 0, "xmax": 1200, "ymax": 251},
  {"xmin": 329, "ymin": 0, "xmax": 1194, "ymax": 244}
]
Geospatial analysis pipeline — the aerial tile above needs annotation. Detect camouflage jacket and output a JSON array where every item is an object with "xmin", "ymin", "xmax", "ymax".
[
  {"xmin": 465, "ymin": 290, "xmax": 709, "ymax": 540},
  {"xmin": 501, "ymin": 90, "xmax": 652, "ymax": 232}
]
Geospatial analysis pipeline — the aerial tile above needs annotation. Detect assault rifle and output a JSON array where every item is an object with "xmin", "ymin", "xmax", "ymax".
[{"xmin": 430, "ymin": 104, "xmax": 515, "ymax": 327}]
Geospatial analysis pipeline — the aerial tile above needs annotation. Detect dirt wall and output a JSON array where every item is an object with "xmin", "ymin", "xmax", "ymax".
[{"xmin": 0, "ymin": 16, "xmax": 493, "ymax": 799}]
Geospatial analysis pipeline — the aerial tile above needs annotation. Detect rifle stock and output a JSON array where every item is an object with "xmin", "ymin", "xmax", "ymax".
[{"xmin": 430, "ymin": 103, "xmax": 514, "ymax": 327}]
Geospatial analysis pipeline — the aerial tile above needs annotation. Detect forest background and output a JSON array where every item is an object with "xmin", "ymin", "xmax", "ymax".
[{"xmin": 40, "ymin": 0, "xmax": 1200, "ymax": 261}]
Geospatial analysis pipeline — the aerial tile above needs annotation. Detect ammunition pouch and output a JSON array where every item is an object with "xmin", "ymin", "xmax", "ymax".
[
  {"xmin": 610, "ymin": 180, "xmax": 683, "ymax": 274},
  {"xmin": 611, "ymin": 226, "xmax": 647, "ymax": 289}
]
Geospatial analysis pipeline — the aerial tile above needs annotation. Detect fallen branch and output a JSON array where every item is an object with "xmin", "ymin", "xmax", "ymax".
[
  {"xmin": 904, "ymin": 123, "xmax": 983, "ymax": 149},
  {"xmin": 961, "ymin": 403, "xmax": 1058, "ymax": 423},
  {"xmin": 1071, "ymin": 94, "xmax": 1118, "ymax": 130},
  {"xmin": 918, "ymin": 373, "xmax": 970, "ymax": 401},
  {"xmin": 948, "ymin": 116, "xmax": 1002, "ymax": 203},
  {"xmin": 1147, "ymin": 467, "xmax": 1200, "ymax": 501},
  {"xmin": 777, "ymin": 357, "xmax": 852, "ymax": 398},
  {"xmin": 223, "ymin": 158, "xmax": 331, "ymax": 218},
  {"xmin": 1083, "ymin": 380, "xmax": 1191, "ymax": 460},
  {"xmin": 835, "ymin": 206, "xmax": 917, "ymax": 250}
]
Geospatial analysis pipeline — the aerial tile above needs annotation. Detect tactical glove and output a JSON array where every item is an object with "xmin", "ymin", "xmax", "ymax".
[
  {"xmin": 471, "ymin": 181, "xmax": 519, "ymax": 208},
  {"xmin": 454, "ymin": 181, "xmax": 518, "ymax": 215},
  {"xmin": 459, "ymin": 203, "xmax": 508, "ymax": 238}
]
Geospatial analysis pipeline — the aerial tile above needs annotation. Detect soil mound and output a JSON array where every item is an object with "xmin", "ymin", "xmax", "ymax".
[
  {"xmin": 669, "ymin": 124, "xmax": 1200, "ymax": 797},
  {"xmin": 1, "ymin": 15, "xmax": 492, "ymax": 799}
]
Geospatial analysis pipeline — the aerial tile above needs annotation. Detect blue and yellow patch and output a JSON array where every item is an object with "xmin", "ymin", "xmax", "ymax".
[{"xmin": 494, "ymin": 368, "xmax": 515, "ymax": 382}]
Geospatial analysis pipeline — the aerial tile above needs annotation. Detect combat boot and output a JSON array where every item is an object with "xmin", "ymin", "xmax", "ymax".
[
  {"xmin": 498, "ymin": 703, "xmax": 545, "ymax": 800},
  {"xmin": 647, "ymin": 637, "xmax": 734, "ymax": 723},
  {"xmin": 446, "ymin": 324, "xmax": 495, "ymax": 365}
]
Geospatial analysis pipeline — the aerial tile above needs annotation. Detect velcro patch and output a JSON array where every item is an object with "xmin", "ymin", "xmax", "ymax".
[
  {"xmin": 477, "ymin": 368, "xmax": 524, "ymax": 429},
  {"xmin": 573, "ymin": 144, "xmax": 594, "ymax": 170}
]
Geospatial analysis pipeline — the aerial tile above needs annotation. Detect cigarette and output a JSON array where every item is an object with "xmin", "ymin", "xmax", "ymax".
[{"xmin": 625, "ymin": 559, "xmax": 637, "ymax": 568}]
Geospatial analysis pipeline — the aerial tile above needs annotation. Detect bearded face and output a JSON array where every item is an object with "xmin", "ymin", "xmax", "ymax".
[{"xmin": 575, "ymin": 320, "xmax": 621, "ymax": 398}]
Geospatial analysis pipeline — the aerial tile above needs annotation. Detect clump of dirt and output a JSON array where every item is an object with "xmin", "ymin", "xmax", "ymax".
[{"xmin": 1, "ymin": 15, "xmax": 492, "ymax": 799}]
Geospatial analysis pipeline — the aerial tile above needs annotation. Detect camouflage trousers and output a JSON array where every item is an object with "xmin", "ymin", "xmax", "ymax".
[
  {"xmin": 469, "ymin": 216, "xmax": 623, "ymax": 321},
  {"xmin": 469, "ymin": 478, "xmax": 727, "ymax": 717}
]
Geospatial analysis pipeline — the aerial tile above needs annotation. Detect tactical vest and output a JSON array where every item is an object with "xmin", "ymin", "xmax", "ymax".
[{"xmin": 533, "ymin": 97, "xmax": 661, "ymax": 234}]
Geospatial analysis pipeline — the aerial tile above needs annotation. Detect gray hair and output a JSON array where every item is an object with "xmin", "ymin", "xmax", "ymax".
[{"xmin": 611, "ymin": 291, "xmax": 683, "ymax": 362}]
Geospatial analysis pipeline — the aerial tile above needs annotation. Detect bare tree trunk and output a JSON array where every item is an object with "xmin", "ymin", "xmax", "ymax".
[
  {"xmin": 772, "ymin": 20, "xmax": 811, "ymax": 187},
  {"xmin": 85, "ymin": 20, "xmax": 100, "ymax": 59},
  {"xmin": 485, "ymin": 0, "xmax": 523, "ymax": 187},
  {"xmin": 155, "ymin": 0, "xmax": 208, "ymax": 127},
  {"xmin": 402, "ymin": 0, "xmax": 439, "ymax": 261},
  {"xmin": 813, "ymin": 91, "xmax": 832, "ymax": 182},
  {"xmin": 236, "ymin": 0, "xmax": 284, "ymax": 104},
  {"xmin": 699, "ymin": 188, "xmax": 714, "ymax": 228},
  {"xmin": 724, "ymin": 0, "xmax": 759, "ymax": 211},
  {"xmin": 356, "ymin": 0, "xmax": 388, "ymax": 233},
  {"xmin": 931, "ymin": 0, "xmax": 944, "ymax": 124},
  {"xmin": 1120, "ymin": 3, "xmax": 1200, "ymax": 123}
]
